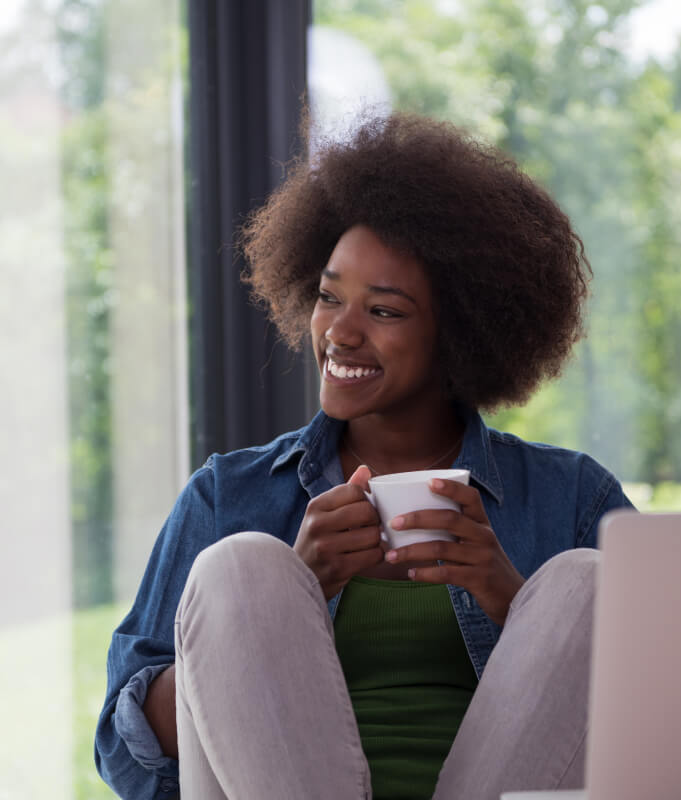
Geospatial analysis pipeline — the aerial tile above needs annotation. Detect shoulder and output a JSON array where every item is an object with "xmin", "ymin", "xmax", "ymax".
[
  {"xmin": 204, "ymin": 425, "xmax": 309, "ymax": 479},
  {"xmin": 195, "ymin": 421, "xmax": 328, "ymax": 542},
  {"xmin": 489, "ymin": 427, "xmax": 617, "ymax": 484},
  {"xmin": 486, "ymin": 426, "xmax": 633, "ymax": 546},
  {"xmin": 200, "ymin": 410, "xmax": 340, "ymax": 492},
  {"xmin": 161, "ymin": 423, "xmax": 310, "ymax": 538}
]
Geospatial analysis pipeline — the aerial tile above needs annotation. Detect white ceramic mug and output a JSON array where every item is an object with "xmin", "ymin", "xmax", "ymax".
[{"xmin": 365, "ymin": 468, "xmax": 471, "ymax": 549}]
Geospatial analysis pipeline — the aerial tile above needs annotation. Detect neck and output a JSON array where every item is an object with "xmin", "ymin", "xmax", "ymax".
[{"xmin": 343, "ymin": 403, "xmax": 464, "ymax": 475}]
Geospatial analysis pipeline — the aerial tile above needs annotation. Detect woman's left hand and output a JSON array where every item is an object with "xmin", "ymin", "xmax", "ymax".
[{"xmin": 384, "ymin": 478, "xmax": 524, "ymax": 626}]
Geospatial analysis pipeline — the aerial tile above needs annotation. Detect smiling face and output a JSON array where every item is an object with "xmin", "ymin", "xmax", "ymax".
[{"xmin": 310, "ymin": 224, "xmax": 445, "ymax": 423}]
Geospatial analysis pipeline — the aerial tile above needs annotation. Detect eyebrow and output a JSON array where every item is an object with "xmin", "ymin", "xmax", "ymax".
[{"xmin": 321, "ymin": 268, "xmax": 418, "ymax": 306}]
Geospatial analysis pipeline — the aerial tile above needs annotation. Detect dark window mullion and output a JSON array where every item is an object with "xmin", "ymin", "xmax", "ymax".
[{"xmin": 187, "ymin": 0, "xmax": 314, "ymax": 469}]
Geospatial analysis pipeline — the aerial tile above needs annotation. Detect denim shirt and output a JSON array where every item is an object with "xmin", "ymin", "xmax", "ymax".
[{"xmin": 95, "ymin": 407, "xmax": 633, "ymax": 800}]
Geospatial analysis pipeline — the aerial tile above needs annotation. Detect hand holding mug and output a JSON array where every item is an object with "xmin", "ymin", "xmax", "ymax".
[
  {"xmin": 294, "ymin": 466, "xmax": 383, "ymax": 599},
  {"xmin": 381, "ymin": 476, "xmax": 525, "ymax": 625}
]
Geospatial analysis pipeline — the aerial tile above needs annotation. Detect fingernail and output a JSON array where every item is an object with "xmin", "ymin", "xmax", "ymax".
[
  {"xmin": 407, "ymin": 569, "xmax": 416, "ymax": 579},
  {"xmin": 385, "ymin": 550, "xmax": 398, "ymax": 562},
  {"xmin": 431, "ymin": 479, "xmax": 445, "ymax": 489},
  {"xmin": 391, "ymin": 516, "xmax": 405, "ymax": 529}
]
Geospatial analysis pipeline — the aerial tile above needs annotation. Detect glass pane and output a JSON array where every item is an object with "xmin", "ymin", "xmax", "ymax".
[
  {"xmin": 0, "ymin": 1, "xmax": 189, "ymax": 797},
  {"xmin": 309, "ymin": 0, "xmax": 681, "ymax": 509}
]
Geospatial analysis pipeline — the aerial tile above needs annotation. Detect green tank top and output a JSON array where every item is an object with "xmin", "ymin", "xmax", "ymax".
[{"xmin": 333, "ymin": 576, "xmax": 478, "ymax": 800}]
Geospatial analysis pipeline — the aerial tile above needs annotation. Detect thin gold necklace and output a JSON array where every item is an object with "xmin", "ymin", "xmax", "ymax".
[{"xmin": 344, "ymin": 431, "xmax": 464, "ymax": 476}]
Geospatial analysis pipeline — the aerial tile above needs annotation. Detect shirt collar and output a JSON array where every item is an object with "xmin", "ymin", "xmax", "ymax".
[
  {"xmin": 271, "ymin": 405, "xmax": 503, "ymax": 505},
  {"xmin": 452, "ymin": 404, "xmax": 504, "ymax": 505},
  {"xmin": 270, "ymin": 410, "xmax": 342, "ymax": 476}
]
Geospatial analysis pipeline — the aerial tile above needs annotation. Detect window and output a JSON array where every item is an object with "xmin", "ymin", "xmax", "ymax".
[
  {"xmin": 0, "ymin": 1, "xmax": 188, "ymax": 796},
  {"xmin": 309, "ymin": 0, "xmax": 681, "ymax": 509}
]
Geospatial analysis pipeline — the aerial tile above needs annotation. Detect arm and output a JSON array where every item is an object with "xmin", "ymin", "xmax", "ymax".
[
  {"xmin": 95, "ymin": 464, "xmax": 217, "ymax": 799},
  {"xmin": 143, "ymin": 665, "xmax": 178, "ymax": 759},
  {"xmin": 575, "ymin": 458, "xmax": 636, "ymax": 548}
]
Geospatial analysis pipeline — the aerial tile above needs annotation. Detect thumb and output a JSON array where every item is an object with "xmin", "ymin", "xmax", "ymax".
[{"xmin": 348, "ymin": 464, "xmax": 372, "ymax": 491}]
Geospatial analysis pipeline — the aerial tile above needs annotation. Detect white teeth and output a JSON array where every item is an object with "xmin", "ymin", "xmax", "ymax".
[{"xmin": 327, "ymin": 358, "xmax": 378, "ymax": 380}]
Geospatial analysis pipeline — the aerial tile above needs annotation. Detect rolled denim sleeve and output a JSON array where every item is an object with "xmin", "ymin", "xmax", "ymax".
[
  {"xmin": 95, "ymin": 462, "xmax": 218, "ymax": 800},
  {"xmin": 115, "ymin": 665, "xmax": 175, "ymax": 770}
]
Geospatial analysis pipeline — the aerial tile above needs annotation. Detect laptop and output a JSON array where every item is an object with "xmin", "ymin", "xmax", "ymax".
[{"xmin": 502, "ymin": 510, "xmax": 681, "ymax": 800}]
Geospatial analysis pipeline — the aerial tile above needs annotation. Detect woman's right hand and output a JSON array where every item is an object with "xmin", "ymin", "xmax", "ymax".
[{"xmin": 294, "ymin": 466, "xmax": 384, "ymax": 599}]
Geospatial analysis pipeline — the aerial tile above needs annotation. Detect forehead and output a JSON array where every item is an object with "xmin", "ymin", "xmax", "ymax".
[{"xmin": 324, "ymin": 225, "xmax": 432, "ymax": 302}]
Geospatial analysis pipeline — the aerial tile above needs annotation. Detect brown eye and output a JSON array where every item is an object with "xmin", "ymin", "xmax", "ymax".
[
  {"xmin": 317, "ymin": 290, "xmax": 339, "ymax": 304},
  {"xmin": 372, "ymin": 307, "xmax": 402, "ymax": 319}
]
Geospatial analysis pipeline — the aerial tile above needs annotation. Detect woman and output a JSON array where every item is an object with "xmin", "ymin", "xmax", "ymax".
[{"xmin": 95, "ymin": 113, "xmax": 633, "ymax": 800}]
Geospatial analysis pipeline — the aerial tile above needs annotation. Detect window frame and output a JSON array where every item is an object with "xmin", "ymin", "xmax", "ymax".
[{"xmin": 187, "ymin": 0, "xmax": 316, "ymax": 468}]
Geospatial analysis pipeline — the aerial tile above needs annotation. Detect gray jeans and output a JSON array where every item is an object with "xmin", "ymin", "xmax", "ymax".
[{"xmin": 174, "ymin": 533, "xmax": 598, "ymax": 799}]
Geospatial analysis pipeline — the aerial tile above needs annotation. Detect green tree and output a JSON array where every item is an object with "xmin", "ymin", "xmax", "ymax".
[
  {"xmin": 58, "ymin": 0, "xmax": 115, "ymax": 608},
  {"xmin": 314, "ymin": 0, "xmax": 681, "ymax": 483},
  {"xmin": 628, "ymin": 63, "xmax": 681, "ymax": 481}
]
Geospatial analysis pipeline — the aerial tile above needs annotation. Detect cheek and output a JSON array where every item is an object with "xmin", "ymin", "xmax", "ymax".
[
  {"xmin": 309, "ymin": 305, "xmax": 325, "ymax": 339},
  {"xmin": 396, "ymin": 319, "xmax": 438, "ymax": 358},
  {"xmin": 309, "ymin": 306, "xmax": 331, "ymax": 363},
  {"xmin": 401, "ymin": 324, "xmax": 440, "ymax": 378}
]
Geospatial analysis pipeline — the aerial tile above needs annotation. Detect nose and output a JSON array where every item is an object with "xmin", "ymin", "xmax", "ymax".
[{"xmin": 324, "ymin": 306, "xmax": 364, "ymax": 349}]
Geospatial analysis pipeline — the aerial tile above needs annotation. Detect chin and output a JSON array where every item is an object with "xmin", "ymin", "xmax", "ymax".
[
  {"xmin": 319, "ymin": 399, "xmax": 354, "ymax": 421},
  {"xmin": 319, "ymin": 392, "xmax": 368, "ymax": 422}
]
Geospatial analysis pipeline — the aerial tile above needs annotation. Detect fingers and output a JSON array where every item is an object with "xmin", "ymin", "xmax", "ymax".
[
  {"xmin": 330, "ymin": 497, "xmax": 380, "ymax": 530},
  {"xmin": 336, "ymin": 525, "xmax": 383, "ymax": 553},
  {"xmin": 305, "ymin": 480, "xmax": 379, "ymax": 534},
  {"xmin": 399, "ymin": 557, "xmax": 525, "ymax": 626},
  {"xmin": 390, "ymin": 507, "xmax": 485, "ymax": 543},
  {"xmin": 387, "ymin": 480, "xmax": 490, "ymax": 538},
  {"xmin": 403, "ymin": 563, "xmax": 475, "ymax": 586},
  {"xmin": 337, "ymin": 544, "xmax": 385, "ymax": 575},
  {"xmin": 296, "ymin": 477, "xmax": 383, "ymax": 599},
  {"xmin": 347, "ymin": 464, "xmax": 372, "ymax": 491},
  {"xmin": 315, "ymin": 525, "xmax": 382, "ymax": 559},
  {"xmin": 428, "ymin": 478, "xmax": 490, "ymax": 524},
  {"xmin": 385, "ymin": 538, "xmax": 476, "ymax": 566},
  {"xmin": 309, "ymin": 480, "xmax": 370, "ymax": 512},
  {"xmin": 317, "ymin": 544, "xmax": 385, "ymax": 600}
]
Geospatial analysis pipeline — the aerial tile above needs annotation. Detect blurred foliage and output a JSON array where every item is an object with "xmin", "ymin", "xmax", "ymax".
[
  {"xmin": 58, "ymin": 0, "xmax": 115, "ymax": 608},
  {"xmin": 1, "ymin": 0, "xmax": 187, "ymax": 796},
  {"xmin": 56, "ymin": 0, "xmax": 190, "ymax": 607},
  {"xmin": 72, "ymin": 603, "xmax": 125, "ymax": 800},
  {"xmin": 315, "ymin": 0, "xmax": 681, "ymax": 483}
]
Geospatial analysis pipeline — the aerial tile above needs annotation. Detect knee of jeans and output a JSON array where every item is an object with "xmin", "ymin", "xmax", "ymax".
[
  {"xmin": 551, "ymin": 547, "xmax": 600, "ymax": 585},
  {"xmin": 545, "ymin": 546, "xmax": 600, "ymax": 575},
  {"xmin": 510, "ymin": 547, "xmax": 601, "ymax": 617},
  {"xmin": 189, "ymin": 531, "xmax": 293, "ymax": 588}
]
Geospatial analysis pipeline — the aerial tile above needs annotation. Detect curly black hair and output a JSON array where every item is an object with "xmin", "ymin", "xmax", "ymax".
[{"xmin": 240, "ymin": 112, "xmax": 591, "ymax": 411}]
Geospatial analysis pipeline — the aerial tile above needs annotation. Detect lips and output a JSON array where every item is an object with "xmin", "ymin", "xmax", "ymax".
[{"xmin": 324, "ymin": 356, "xmax": 381, "ymax": 381}]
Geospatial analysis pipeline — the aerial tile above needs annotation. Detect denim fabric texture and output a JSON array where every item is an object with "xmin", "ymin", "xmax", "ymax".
[{"xmin": 95, "ymin": 406, "xmax": 633, "ymax": 799}]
